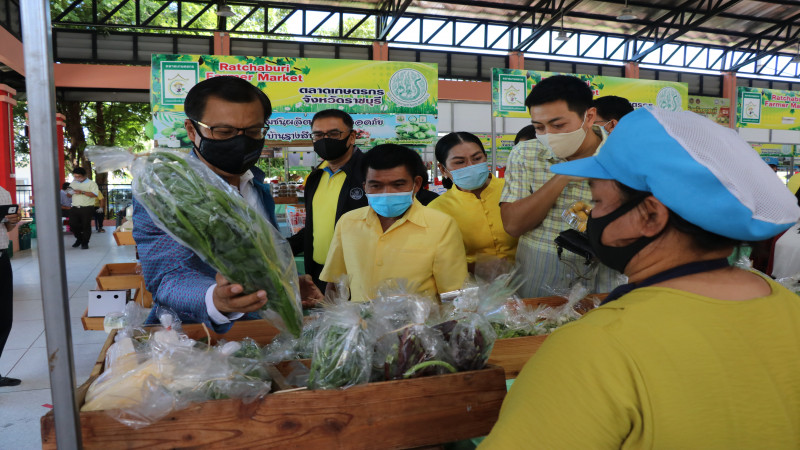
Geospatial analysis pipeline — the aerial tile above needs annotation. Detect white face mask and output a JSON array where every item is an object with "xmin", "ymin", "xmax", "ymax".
[{"xmin": 537, "ymin": 114, "xmax": 588, "ymax": 159}]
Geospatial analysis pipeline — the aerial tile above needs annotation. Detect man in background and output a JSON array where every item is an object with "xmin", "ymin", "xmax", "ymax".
[
  {"xmin": 592, "ymin": 95, "xmax": 634, "ymax": 134},
  {"xmin": 500, "ymin": 75, "xmax": 621, "ymax": 298},
  {"xmin": 60, "ymin": 182, "xmax": 72, "ymax": 220},
  {"xmin": 69, "ymin": 167, "xmax": 99, "ymax": 249},
  {"xmin": 0, "ymin": 185, "xmax": 21, "ymax": 386},
  {"xmin": 289, "ymin": 109, "xmax": 368, "ymax": 291}
]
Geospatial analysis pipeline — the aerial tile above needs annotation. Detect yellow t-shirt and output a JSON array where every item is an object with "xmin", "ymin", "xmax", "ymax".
[
  {"xmin": 320, "ymin": 200, "xmax": 468, "ymax": 302},
  {"xmin": 69, "ymin": 179, "xmax": 100, "ymax": 207},
  {"xmin": 481, "ymin": 276, "xmax": 800, "ymax": 449},
  {"xmin": 93, "ymin": 191, "xmax": 104, "ymax": 208},
  {"xmin": 312, "ymin": 168, "xmax": 347, "ymax": 265},
  {"xmin": 428, "ymin": 176, "xmax": 518, "ymax": 263}
]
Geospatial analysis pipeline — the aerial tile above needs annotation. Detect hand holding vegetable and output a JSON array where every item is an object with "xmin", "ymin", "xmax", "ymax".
[{"xmin": 212, "ymin": 272, "xmax": 268, "ymax": 314}]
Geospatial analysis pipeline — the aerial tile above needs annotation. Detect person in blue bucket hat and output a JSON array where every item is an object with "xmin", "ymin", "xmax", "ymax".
[{"xmin": 481, "ymin": 106, "xmax": 800, "ymax": 449}]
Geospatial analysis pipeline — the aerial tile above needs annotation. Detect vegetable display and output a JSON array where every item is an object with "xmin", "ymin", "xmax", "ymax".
[
  {"xmin": 99, "ymin": 148, "xmax": 304, "ymax": 337},
  {"xmin": 395, "ymin": 122, "xmax": 436, "ymax": 140}
]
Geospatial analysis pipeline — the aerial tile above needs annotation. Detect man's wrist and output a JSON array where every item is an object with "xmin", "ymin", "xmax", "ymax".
[{"xmin": 205, "ymin": 284, "xmax": 245, "ymax": 324}]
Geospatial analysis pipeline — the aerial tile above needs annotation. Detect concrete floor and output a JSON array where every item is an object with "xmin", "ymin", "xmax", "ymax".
[{"xmin": 0, "ymin": 229, "xmax": 138, "ymax": 449}]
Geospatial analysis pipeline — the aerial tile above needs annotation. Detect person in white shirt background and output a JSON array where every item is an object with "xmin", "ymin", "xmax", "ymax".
[{"xmin": 0, "ymin": 185, "xmax": 21, "ymax": 387}]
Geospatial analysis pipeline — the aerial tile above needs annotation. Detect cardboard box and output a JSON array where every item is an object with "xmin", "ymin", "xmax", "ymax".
[
  {"xmin": 87, "ymin": 290, "xmax": 129, "ymax": 318},
  {"xmin": 41, "ymin": 327, "xmax": 506, "ymax": 450},
  {"xmin": 95, "ymin": 263, "xmax": 144, "ymax": 291},
  {"xmin": 112, "ymin": 231, "xmax": 136, "ymax": 246}
]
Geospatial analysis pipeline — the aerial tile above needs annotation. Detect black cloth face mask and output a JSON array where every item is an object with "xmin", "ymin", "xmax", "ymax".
[
  {"xmin": 313, "ymin": 132, "xmax": 351, "ymax": 161},
  {"xmin": 192, "ymin": 130, "xmax": 264, "ymax": 175},
  {"xmin": 586, "ymin": 192, "xmax": 663, "ymax": 273}
]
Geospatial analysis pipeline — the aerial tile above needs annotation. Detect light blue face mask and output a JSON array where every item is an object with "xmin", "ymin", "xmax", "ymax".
[
  {"xmin": 366, "ymin": 190, "xmax": 414, "ymax": 218},
  {"xmin": 449, "ymin": 163, "xmax": 490, "ymax": 190}
]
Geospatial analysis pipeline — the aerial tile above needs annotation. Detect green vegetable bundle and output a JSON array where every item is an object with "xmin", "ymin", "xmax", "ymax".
[
  {"xmin": 307, "ymin": 304, "xmax": 374, "ymax": 390},
  {"xmin": 131, "ymin": 150, "xmax": 303, "ymax": 337}
]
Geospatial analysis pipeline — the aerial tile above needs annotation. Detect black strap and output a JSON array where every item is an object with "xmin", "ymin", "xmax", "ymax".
[{"xmin": 602, "ymin": 258, "xmax": 730, "ymax": 305}]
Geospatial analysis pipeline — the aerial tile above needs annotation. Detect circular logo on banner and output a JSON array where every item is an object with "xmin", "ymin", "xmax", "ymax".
[
  {"xmin": 656, "ymin": 86, "xmax": 682, "ymax": 111},
  {"xmin": 388, "ymin": 69, "xmax": 430, "ymax": 107},
  {"xmin": 350, "ymin": 188, "xmax": 365, "ymax": 200}
]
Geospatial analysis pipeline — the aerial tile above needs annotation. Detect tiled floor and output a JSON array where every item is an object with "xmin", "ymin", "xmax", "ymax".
[{"xmin": 0, "ymin": 229, "xmax": 138, "ymax": 449}]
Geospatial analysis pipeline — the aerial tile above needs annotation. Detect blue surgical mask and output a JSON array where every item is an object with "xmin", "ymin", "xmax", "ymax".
[
  {"xmin": 449, "ymin": 163, "xmax": 490, "ymax": 190},
  {"xmin": 367, "ymin": 191, "xmax": 414, "ymax": 218}
]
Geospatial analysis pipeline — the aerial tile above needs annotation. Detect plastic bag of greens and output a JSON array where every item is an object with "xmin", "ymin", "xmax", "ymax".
[
  {"xmin": 373, "ymin": 324, "xmax": 454, "ymax": 380},
  {"xmin": 307, "ymin": 302, "xmax": 378, "ymax": 390},
  {"xmin": 433, "ymin": 313, "xmax": 496, "ymax": 372},
  {"xmin": 87, "ymin": 146, "xmax": 303, "ymax": 337}
]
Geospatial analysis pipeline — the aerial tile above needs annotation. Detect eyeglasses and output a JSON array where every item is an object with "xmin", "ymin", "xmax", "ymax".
[
  {"xmin": 192, "ymin": 120, "xmax": 270, "ymax": 140},
  {"xmin": 311, "ymin": 129, "xmax": 351, "ymax": 141}
]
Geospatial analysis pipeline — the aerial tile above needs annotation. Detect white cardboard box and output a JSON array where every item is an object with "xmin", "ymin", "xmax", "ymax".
[{"xmin": 87, "ymin": 290, "xmax": 129, "ymax": 317}]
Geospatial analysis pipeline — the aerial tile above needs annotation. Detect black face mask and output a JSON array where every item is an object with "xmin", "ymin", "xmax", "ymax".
[
  {"xmin": 586, "ymin": 193, "xmax": 663, "ymax": 273},
  {"xmin": 313, "ymin": 132, "xmax": 351, "ymax": 161},
  {"xmin": 193, "ymin": 133, "xmax": 264, "ymax": 175}
]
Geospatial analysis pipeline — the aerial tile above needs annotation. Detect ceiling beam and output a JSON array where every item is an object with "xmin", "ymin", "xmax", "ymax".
[
  {"xmin": 378, "ymin": 0, "xmax": 414, "ymax": 41},
  {"xmin": 630, "ymin": 0, "xmax": 743, "ymax": 62},
  {"xmin": 513, "ymin": 0, "xmax": 586, "ymax": 52}
]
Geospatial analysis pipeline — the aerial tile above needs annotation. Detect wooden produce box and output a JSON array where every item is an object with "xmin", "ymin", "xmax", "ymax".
[
  {"xmin": 41, "ymin": 329, "xmax": 507, "ymax": 450},
  {"xmin": 95, "ymin": 263, "xmax": 144, "ymax": 291},
  {"xmin": 486, "ymin": 293, "xmax": 608, "ymax": 379},
  {"xmin": 274, "ymin": 196, "xmax": 299, "ymax": 204},
  {"xmin": 112, "ymin": 230, "xmax": 135, "ymax": 246}
]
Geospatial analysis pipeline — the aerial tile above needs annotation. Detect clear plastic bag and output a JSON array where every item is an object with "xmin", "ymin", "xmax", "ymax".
[
  {"xmin": 307, "ymin": 302, "xmax": 376, "ymax": 390},
  {"xmin": 373, "ymin": 324, "xmax": 451, "ymax": 380},
  {"xmin": 562, "ymin": 200, "xmax": 592, "ymax": 233},
  {"xmin": 82, "ymin": 318, "xmax": 272, "ymax": 428},
  {"xmin": 87, "ymin": 146, "xmax": 303, "ymax": 337},
  {"xmin": 433, "ymin": 313, "xmax": 496, "ymax": 372}
]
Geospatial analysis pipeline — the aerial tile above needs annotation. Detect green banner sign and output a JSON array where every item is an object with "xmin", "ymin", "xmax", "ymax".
[
  {"xmin": 151, "ymin": 54, "xmax": 438, "ymax": 146},
  {"xmin": 736, "ymin": 87, "xmax": 800, "ymax": 130},
  {"xmin": 492, "ymin": 68, "xmax": 689, "ymax": 118},
  {"xmin": 687, "ymin": 96, "xmax": 730, "ymax": 126}
]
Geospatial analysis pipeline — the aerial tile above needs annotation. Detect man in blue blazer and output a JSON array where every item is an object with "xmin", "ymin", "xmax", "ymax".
[{"xmin": 133, "ymin": 76, "xmax": 321, "ymax": 332}]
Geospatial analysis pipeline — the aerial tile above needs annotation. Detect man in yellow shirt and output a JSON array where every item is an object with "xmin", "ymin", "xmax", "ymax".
[
  {"xmin": 69, "ymin": 167, "xmax": 100, "ymax": 249},
  {"xmin": 288, "ymin": 110, "xmax": 368, "ymax": 292},
  {"xmin": 320, "ymin": 144, "xmax": 468, "ymax": 302}
]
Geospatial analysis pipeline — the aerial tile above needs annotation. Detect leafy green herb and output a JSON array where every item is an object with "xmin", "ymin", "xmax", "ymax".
[{"xmin": 134, "ymin": 151, "xmax": 303, "ymax": 336}]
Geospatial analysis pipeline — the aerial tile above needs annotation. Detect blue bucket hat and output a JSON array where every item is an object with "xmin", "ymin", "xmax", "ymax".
[{"xmin": 550, "ymin": 106, "xmax": 800, "ymax": 241}]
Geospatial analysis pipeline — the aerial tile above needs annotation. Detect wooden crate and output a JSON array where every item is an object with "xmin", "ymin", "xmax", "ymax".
[
  {"xmin": 112, "ymin": 231, "xmax": 135, "ymax": 246},
  {"xmin": 486, "ymin": 293, "xmax": 608, "ymax": 379},
  {"xmin": 41, "ymin": 329, "xmax": 506, "ymax": 450},
  {"xmin": 95, "ymin": 263, "xmax": 144, "ymax": 291}
]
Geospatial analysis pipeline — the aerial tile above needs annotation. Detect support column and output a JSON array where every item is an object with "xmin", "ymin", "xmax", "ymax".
[
  {"xmin": 0, "ymin": 84, "xmax": 16, "ymax": 196},
  {"xmin": 56, "ymin": 113, "xmax": 65, "ymax": 183},
  {"xmin": 624, "ymin": 62, "xmax": 639, "ymax": 79},
  {"xmin": 213, "ymin": 31, "xmax": 231, "ymax": 56},
  {"xmin": 508, "ymin": 51, "xmax": 525, "ymax": 70},
  {"xmin": 372, "ymin": 41, "xmax": 390, "ymax": 61},
  {"xmin": 722, "ymin": 71, "xmax": 737, "ymax": 129}
]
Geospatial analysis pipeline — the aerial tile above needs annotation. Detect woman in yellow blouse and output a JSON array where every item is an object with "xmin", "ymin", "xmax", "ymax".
[{"xmin": 428, "ymin": 132, "xmax": 518, "ymax": 269}]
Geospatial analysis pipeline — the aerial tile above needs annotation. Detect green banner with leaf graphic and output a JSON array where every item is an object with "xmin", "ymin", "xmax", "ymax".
[
  {"xmin": 491, "ymin": 68, "xmax": 688, "ymax": 118},
  {"xmin": 151, "ymin": 54, "xmax": 438, "ymax": 146},
  {"xmin": 736, "ymin": 87, "xmax": 800, "ymax": 130},
  {"xmin": 152, "ymin": 54, "xmax": 437, "ymax": 114}
]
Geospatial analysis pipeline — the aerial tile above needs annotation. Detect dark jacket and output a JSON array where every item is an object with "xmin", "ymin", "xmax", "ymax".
[{"xmin": 288, "ymin": 148, "xmax": 368, "ymax": 289}]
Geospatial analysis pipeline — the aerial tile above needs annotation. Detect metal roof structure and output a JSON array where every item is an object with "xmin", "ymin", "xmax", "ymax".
[{"xmin": 1, "ymin": 0, "xmax": 800, "ymax": 93}]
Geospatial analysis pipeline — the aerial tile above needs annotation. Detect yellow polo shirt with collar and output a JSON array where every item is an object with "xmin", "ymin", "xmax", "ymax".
[
  {"xmin": 320, "ymin": 200, "xmax": 468, "ymax": 302},
  {"xmin": 428, "ymin": 175, "xmax": 518, "ymax": 264},
  {"xmin": 312, "ymin": 166, "xmax": 347, "ymax": 264}
]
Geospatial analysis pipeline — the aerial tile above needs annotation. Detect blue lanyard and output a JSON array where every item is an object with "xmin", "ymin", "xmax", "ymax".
[{"xmin": 602, "ymin": 258, "xmax": 730, "ymax": 305}]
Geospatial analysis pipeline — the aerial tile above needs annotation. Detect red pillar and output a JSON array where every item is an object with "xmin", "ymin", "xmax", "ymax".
[
  {"xmin": 0, "ymin": 84, "xmax": 16, "ymax": 197},
  {"xmin": 722, "ymin": 72, "xmax": 737, "ymax": 129},
  {"xmin": 624, "ymin": 62, "xmax": 640, "ymax": 79},
  {"xmin": 56, "ymin": 113, "xmax": 66, "ymax": 183}
]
